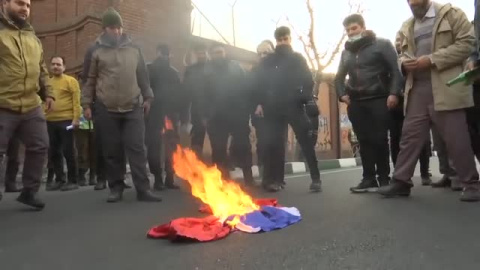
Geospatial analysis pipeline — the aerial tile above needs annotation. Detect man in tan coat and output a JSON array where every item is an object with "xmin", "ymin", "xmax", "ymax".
[{"xmin": 379, "ymin": 0, "xmax": 480, "ymax": 202}]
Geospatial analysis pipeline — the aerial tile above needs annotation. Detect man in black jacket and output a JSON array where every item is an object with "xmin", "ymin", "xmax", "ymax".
[
  {"xmin": 147, "ymin": 44, "xmax": 182, "ymax": 191},
  {"xmin": 200, "ymin": 43, "xmax": 254, "ymax": 186},
  {"xmin": 182, "ymin": 44, "xmax": 209, "ymax": 158},
  {"xmin": 335, "ymin": 14, "xmax": 402, "ymax": 193},
  {"xmin": 254, "ymin": 26, "xmax": 321, "ymax": 193}
]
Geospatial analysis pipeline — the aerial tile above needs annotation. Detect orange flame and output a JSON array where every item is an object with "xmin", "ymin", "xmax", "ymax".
[
  {"xmin": 173, "ymin": 146, "xmax": 259, "ymax": 227},
  {"xmin": 162, "ymin": 117, "xmax": 174, "ymax": 134}
]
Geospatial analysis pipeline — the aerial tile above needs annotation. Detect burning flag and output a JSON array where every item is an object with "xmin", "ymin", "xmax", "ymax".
[{"xmin": 147, "ymin": 146, "xmax": 302, "ymax": 242}]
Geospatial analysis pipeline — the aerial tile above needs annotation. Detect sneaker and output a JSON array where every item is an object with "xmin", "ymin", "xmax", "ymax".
[
  {"xmin": 309, "ymin": 182, "xmax": 322, "ymax": 192},
  {"xmin": 46, "ymin": 182, "xmax": 64, "ymax": 191},
  {"xmin": 378, "ymin": 180, "xmax": 412, "ymax": 198},
  {"xmin": 431, "ymin": 175, "xmax": 451, "ymax": 188},
  {"xmin": 265, "ymin": 183, "xmax": 281, "ymax": 193},
  {"xmin": 107, "ymin": 187, "xmax": 124, "ymax": 203},
  {"xmin": 94, "ymin": 181, "xmax": 107, "ymax": 191},
  {"xmin": 460, "ymin": 187, "xmax": 480, "ymax": 202},
  {"xmin": 16, "ymin": 190, "xmax": 45, "ymax": 210},
  {"xmin": 137, "ymin": 190, "xmax": 163, "ymax": 202},
  {"xmin": 61, "ymin": 183, "xmax": 79, "ymax": 192},
  {"xmin": 350, "ymin": 179, "xmax": 379, "ymax": 193},
  {"xmin": 451, "ymin": 178, "xmax": 463, "ymax": 192},
  {"xmin": 421, "ymin": 175, "xmax": 432, "ymax": 186}
]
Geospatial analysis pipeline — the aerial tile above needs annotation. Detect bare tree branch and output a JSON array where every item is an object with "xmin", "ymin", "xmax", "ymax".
[
  {"xmin": 306, "ymin": 0, "xmax": 322, "ymax": 71},
  {"xmin": 286, "ymin": 16, "xmax": 316, "ymax": 69}
]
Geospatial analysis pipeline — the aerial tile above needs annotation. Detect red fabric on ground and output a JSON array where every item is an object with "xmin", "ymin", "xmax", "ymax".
[
  {"xmin": 147, "ymin": 216, "xmax": 231, "ymax": 242},
  {"xmin": 198, "ymin": 198, "xmax": 279, "ymax": 214}
]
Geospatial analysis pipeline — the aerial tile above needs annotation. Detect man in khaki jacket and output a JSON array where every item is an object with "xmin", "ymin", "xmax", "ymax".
[
  {"xmin": 0, "ymin": 0, "xmax": 54, "ymax": 209},
  {"xmin": 82, "ymin": 8, "xmax": 161, "ymax": 203},
  {"xmin": 379, "ymin": 0, "xmax": 480, "ymax": 202}
]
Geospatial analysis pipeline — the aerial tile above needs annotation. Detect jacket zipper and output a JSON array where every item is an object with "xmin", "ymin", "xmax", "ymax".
[{"xmin": 20, "ymin": 31, "xmax": 28, "ymax": 112}]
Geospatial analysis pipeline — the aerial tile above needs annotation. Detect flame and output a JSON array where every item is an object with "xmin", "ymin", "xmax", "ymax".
[
  {"xmin": 173, "ymin": 146, "xmax": 259, "ymax": 227},
  {"xmin": 162, "ymin": 117, "xmax": 174, "ymax": 134}
]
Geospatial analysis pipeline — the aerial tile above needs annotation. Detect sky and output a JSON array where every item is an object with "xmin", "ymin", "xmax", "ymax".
[{"xmin": 191, "ymin": 0, "xmax": 474, "ymax": 72}]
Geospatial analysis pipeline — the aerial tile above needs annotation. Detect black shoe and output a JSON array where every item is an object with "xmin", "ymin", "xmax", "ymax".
[
  {"xmin": 107, "ymin": 188, "xmax": 124, "ymax": 203},
  {"xmin": 165, "ymin": 183, "xmax": 180, "ymax": 190},
  {"xmin": 421, "ymin": 175, "xmax": 433, "ymax": 186},
  {"xmin": 377, "ymin": 177, "xmax": 391, "ymax": 187},
  {"xmin": 431, "ymin": 175, "xmax": 451, "ymax": 188},
  {"xmin": 451, "ymin": 179, "xmax": 464, "ymax": 192},
  {"xmin": 88, "ymin": 175, "xmax": 97, "ymax": 186},
  {"xmin": 164, "ymin": 175, "xmax": 180, "ymax": 190},
  {"xmin": 460, "ymin": 187, "xmax": 480, "ymax": 202},
  {"xmin": 16, "ymin": 190, "xmax": 45, "ymax": 210},
  {"xmin": 94, "ymin": 181, "xmax": 107, "ymax": 191},
  {"xmin": 265, "ymin": 183, "xmax": 281, "ymax": 193},
  {"xmin": 0, "ymin": 191, "xmax": 3, "ymax": 202},
  {"xmin": 46, "ymin": 182, "xmax": 63, "ymax": 191},
  {"xmin": 378, "ymin": 180, "xmax": 412, "ymax": 198},
  {"xmin": 309, "ymin": 182, "xmax": 322, "ymax": 192},
  {"xmin": 350, "ymin": 179, "xmax": 379, "ymax": 193},
  {"xmin": 61, "ymin": 183, "xmax": 79, "ymax": 192},
  {"xmin": 5, "ymin": 184, "xmax": 22, "ymax": 193},
  {"xmin": 78, "ymin": 169, "xmax": 88, "ymax": 186},
  {"xmin": 137, "ymin": 190, "xmax": 163, "ymax": 202},
  {"xmin": 123, "ymin": 182, "xmax": 132, "ymax": 189}
]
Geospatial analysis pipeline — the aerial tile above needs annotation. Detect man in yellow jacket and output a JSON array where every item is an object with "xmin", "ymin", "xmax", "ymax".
[
  {"xmin": 45, "ymin": 56, "xmax": 81, "ymax": 192},
  {"xmin": 0, "ymin": 0, "xmax": 54, "ymax": 210}
]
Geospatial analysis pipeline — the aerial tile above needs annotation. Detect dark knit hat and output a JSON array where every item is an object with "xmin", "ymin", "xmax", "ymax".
[{"xmin": 102, "ymin": 7, "xmax": 123, "ymax": 28}]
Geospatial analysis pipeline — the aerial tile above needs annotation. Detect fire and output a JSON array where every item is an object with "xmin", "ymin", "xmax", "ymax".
[
  {"xmin": 162, "ymin": 117, "xmax": 174, "ymax": 134},
  {"xmin": 173, "ymin": 146, "xmax": 259, "ymax": 227}
]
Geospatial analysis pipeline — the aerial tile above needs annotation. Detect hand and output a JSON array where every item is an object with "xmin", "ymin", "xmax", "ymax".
[
  {"xmin": 72, "ymin": 120, "xmax": 80, "ymax": 128},
  {"xmin": 254, "ymin": 105, "xmax": 264, "ymax": 117},
  {"xmin": 84, "ymin": 108, "xmax": 92, "ymax": 120},
  {"xmin": 465, "ymin": 61, "xmax": 475, "ymax": 71},
  {"xmin": 44, "ymin": 97, "xmax": 54, "ymax": 113},
  {"xmin": 387, "ymin": 95, "xmax": 399, "ymax": 110},
  {"xmin": 143, "ymin": 99, "xmax": 152, "ymax": 116},
  {"xmin": 340, "ymin": 95, "xmax": 351, "ymax": 105},
  {"xmin": 416, "ymin": 56, "xmax": 433, "ymax": 70},
  {"xmin": 402, "ymin": 59, "xmax": 418, "ymax": 72}
]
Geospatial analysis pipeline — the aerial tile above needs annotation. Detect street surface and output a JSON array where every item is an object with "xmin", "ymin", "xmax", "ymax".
[{"xmin": 1, "ymin": 160, "xmax": 480, "ymax": 270}]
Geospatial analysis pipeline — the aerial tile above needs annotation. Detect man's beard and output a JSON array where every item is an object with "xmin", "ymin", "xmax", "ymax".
[
  {"xmin": 410, "ymin": 5, "xmax": 429, "ymax": 19},
  {"xmin": 7, "ymin": 11, "xmax": 27, "ymax": 28}
]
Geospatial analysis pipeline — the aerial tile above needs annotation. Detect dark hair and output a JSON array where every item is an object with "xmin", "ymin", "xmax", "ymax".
[
  {"xmin": 156, "ymin": 44, "xmax": 170, "ymax": 57},
  {"xmin": 50, "ymin": 56, "xmax": 66, "ymax": 65},
  {"xmin": 343, "ymin": 14, "xmax": 365, "ymax": 28},
  {"xmin": 209, "ymin": 42, "xmax": 225, "ymax": 52},
  {"xmin": 274, "ymin": 26, "xmax": 291, "ymax": 40}
]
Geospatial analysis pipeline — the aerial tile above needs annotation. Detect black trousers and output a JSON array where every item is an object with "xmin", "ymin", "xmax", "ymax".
[
  {"xmin": 390, "ymin": 107, "xmax": 431, "ymax": 177},
  {"xmin": 47, "ymin": 120, "xmax": 78, "ymax": 183},
  {"xmin": 94, "ymin": 103, "xmax": 150, "ymax": 191},
  {"xmin": 252, "ymin": 116, "xmax": 267, "ymax": 168},
  {"xmin": 207, "ymin": 115, "xmax": 253, "ymax": 180},
  {"xmin": 190, "ymin": 121, "xmax": 206, "ymax": 159},
  {"xmin": 145, "ymin": 106, "xmax": 178, "ymax": 183},
  {"xmin": 348, "ymin": 98, "xmax": 390, "ymax": 181},
  {"xmin": 264, "ymin": 109, "xmax": 320, "ymax": 184}
]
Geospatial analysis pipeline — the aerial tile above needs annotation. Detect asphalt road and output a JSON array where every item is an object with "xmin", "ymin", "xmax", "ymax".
[{"xmin": 1, "ymin": 160, "xmax": 480, "ymax": 270}]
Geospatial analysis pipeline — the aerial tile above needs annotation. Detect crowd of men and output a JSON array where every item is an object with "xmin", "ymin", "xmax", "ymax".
[
  {"xmin": 335, "ymin": 0, "xmax": 480, "ymax": 202},
  {"xmin": 1, "ymin": 0, "xmax": 480, "ymax": 212}
]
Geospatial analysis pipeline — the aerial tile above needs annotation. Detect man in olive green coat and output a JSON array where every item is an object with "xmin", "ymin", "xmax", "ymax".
[
  {"xmin": 0, "ymin": 0, "xmax": 54, "ymax": 209},
  {"xmin": 379, "ymin": 0, "xmax": 480, "ymax": 202}
]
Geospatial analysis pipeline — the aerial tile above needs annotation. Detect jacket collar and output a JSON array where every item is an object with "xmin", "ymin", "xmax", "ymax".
[
  {"xmin": 345, "ymin": 30, "xmax": 376, "ymax": 53},
  {"xmin": 401, "ymin": 2, "xmax": 451, "ymax": 36},
  {"xmin": 0, "ymin": 11, "xmax": 34, "ymax": 31},
  {"xmin": 96, "ymin": 32, "xmax": 132, "ymax": 48}
]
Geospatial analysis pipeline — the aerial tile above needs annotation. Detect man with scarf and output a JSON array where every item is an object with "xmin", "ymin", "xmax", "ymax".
[
  {"xmin": 82, "ymin": 8, "xmax": 161, "ymax": 203},
  {"xmin": 146, "ymin": 44, "xmax": 181, "ymax": 191},
  {"xmin": 335, "ymin": 14, "xmax": 402, "ymax": 193},
  {"xmin": 199, "ymin": 43, "xmax": 254, "ymax": 186},
  {"xmin": 253, "ymin": 26, "xmax": 321, "ymax": 193}
]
